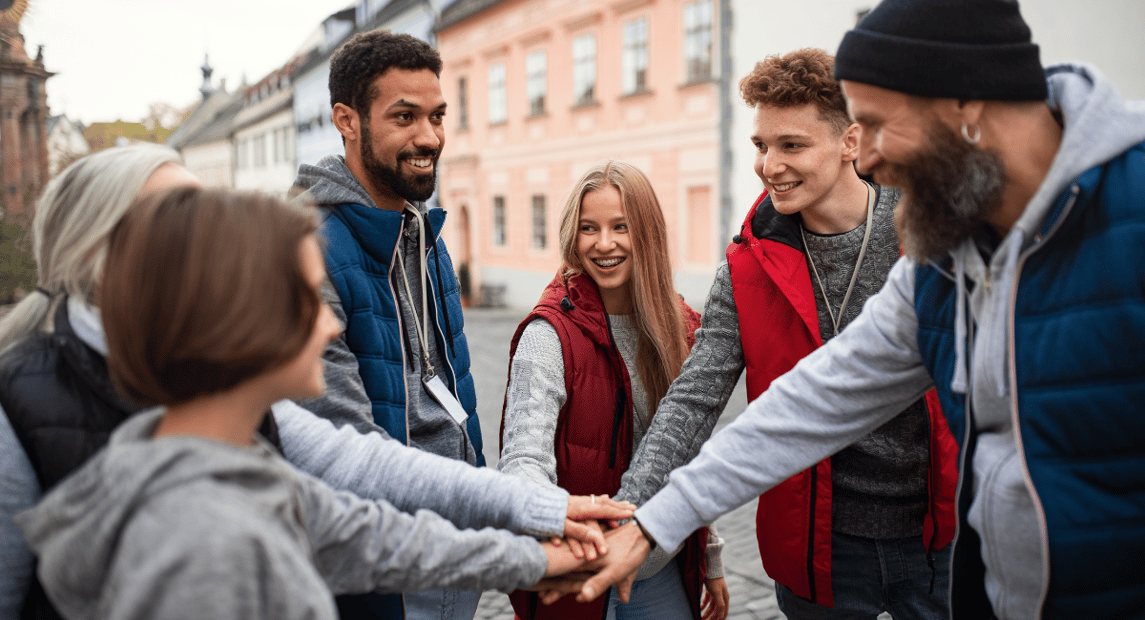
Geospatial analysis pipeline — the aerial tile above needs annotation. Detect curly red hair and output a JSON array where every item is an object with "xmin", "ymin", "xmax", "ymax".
[{"xmin": 739, "ymin": 48, "xmax": 851, "ymax": 135}]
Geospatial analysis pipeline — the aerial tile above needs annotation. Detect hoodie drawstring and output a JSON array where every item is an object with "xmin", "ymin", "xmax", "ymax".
[
  {"xmin": 421, "ymin": 213, "xmax": 456, "ymax": 359},
  {"xmin": 952, "ymin": 259, "xmax": 969, "ymax": 395},
  {"xmin": 990, "ymin": 231, "xmax": 1024, "ymax": 398}
]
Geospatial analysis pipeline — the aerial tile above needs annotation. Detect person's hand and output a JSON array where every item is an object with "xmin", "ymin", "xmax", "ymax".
[
  {"xmin": 562, "ymin": 520, "xmax": 605, "ymax": 561},
  {"xmin": 562, "ymin": 494, "xmax": 636, "ymax": 557},
  {"xmin": 576, "ymin": 520, "xmax": 651, "ymax": 604},
  {"xmin": 701, "ymin": 576, "xmax": 729, "ymax": 620}
]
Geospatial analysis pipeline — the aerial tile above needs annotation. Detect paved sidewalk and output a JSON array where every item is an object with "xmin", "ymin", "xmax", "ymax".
[{"xmin": 463, "ymin": 307, "xmax": 782, "ymax": 619}]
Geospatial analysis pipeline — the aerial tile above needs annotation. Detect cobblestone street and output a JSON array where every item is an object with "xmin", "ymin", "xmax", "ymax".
[{"xmin": 463, "ymin": 306, "xmax": 782, "ymax": 619}]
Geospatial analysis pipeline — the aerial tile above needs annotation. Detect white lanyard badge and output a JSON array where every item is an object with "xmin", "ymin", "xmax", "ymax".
[{"xmin": 396, "ymin": 205, "xmax": 468, "ymax": 425}]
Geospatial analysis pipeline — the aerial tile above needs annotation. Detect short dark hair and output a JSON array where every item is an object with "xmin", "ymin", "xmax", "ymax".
[
  {"xmin": 739, "ymin": 48, "xmax": 851, "ymax": 135},
  {"xmin": 329, "ymin": 30, "xmax": 443, "ymax": 117},
  {"xmin": 102, "ymin": 187, "xmax": 320, "ymax": 406}
]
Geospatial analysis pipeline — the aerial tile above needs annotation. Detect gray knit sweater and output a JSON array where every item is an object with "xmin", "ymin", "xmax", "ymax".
[
  {"xmin": 802, "ymin": 186, "xmax": 929, "ymax": 538},
  {"xmin": 500, "ymin": 314, "xmax": 724, "ymax": 580}
]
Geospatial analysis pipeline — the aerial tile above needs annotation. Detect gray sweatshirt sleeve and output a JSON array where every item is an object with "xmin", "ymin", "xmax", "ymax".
[
  {"xmin": 498, "ymin": 319, "xmax": 565, "ymax": 488},
  {"xmin": 634, "ymin": 258, "xmax": 936, "ymax": 551},
  {"xmin": 296, "ymin": 280, "xmax": 388, "ymax": 436},
  {"xmin": 291, "ymin": 466, "xmax": 549, "ymax": 594},
  {"xmin": 0, "ymin": 406, "xmax": 40, "ymax": 619},
  {"xmin": 615, "ymin": 263, "xmax": 746, "ymax": 506},
  {"xmin": 273, "ymin": 399, "xmax": 567, "ymax": 538}
]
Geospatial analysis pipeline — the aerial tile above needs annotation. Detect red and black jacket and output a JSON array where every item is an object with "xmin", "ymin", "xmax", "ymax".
[
  {"xmin": 726, "ymin": 191, "xmax": 958, "ymax": 607},
  {"xmin": 501, "ymin": 272, "xmax": 706, "ymax": 620}
]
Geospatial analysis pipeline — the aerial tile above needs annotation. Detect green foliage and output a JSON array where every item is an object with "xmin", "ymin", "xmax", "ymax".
[{"xmin": 0, "ymin": 217, "xmax": 37, "ymax": 304}]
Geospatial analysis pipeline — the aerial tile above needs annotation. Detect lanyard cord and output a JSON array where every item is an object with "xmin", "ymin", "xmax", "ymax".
[
  {"xmin": 800, "ymin": 182, "xmax": 875, "ymax": 338},
  {"xmin": 396, "ymin": 205, "xmax": 434, "ymax": 376}
]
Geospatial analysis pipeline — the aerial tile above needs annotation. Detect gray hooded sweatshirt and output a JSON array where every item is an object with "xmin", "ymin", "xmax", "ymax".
[
  {"xmin": 633, "ymin": 63, "xmax": 1145, "ymax": 620},
  {"xmin": 15, "ymin": 409, "xmax": 547, "ymax": 620}
]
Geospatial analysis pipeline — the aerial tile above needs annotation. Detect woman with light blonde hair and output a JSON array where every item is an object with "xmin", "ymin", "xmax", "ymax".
[{"xmin": 500, "ymin": 160, "xmax": 729, "ymax": 620}]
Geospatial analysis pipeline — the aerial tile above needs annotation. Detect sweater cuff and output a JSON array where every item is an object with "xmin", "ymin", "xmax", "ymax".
[
  {"xmin": 633, "ymin": 482, "xmax": 706, "ymax": 554},
  {"xmin": 703, "ymin": 535, "xmax": 725, "ymax": 579},
  {"xmin": 516, "ymin": 484, "xmax": 568, "ymax": 538}
]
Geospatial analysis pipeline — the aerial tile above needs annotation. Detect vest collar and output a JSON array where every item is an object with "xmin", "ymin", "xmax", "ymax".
[{"xmin": 327, "ymin": 202, "xmax": 447, "ymax": 267}]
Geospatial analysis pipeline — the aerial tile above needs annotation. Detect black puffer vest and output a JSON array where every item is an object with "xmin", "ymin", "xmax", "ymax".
[{"xmin": 0, "ymin": 297, "xmax": 280, "ymax": 620}]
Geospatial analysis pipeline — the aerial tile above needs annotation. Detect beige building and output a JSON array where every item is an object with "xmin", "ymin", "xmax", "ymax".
[
  {"xmin": 435, "ymin": 0, "xmax": 1145, "ymax": 310},
  {"xmin": 436, "ymin": 0, "xmax": 724, "ymax": 308}
]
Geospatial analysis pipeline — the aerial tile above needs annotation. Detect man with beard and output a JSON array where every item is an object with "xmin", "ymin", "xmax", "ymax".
[
  {"xmin": 292, "ymin": 31, "xmax": 485, "ymax": 620},
  {"xmin": 581, "ymin": 0, "xmax": 1145, "ymax": 618},
  {"xmin": 603, "ymin": 48, "xmax": 958, "ymax": 619}
]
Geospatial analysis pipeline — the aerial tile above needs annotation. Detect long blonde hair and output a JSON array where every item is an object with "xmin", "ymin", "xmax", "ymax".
[
  {"xmin": 558, "ymin": 160, "xmax": 688, "ymax": 415},
  {"xmin": 0, "ymin": 144, "xmax": 182, "ymax": 353}
]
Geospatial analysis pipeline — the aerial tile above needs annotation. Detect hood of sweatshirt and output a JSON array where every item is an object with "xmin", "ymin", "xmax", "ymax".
[
  {"xmin": 294, "ymin": 154, "xmax": 378, "ymax": 209},
  {"xmin": 945, "ymin": 63, "xmax": 1145, "ymax": 397},
  {"xmin": 15, "ymin": 409, "xmax": 289, "ymax": 620}
]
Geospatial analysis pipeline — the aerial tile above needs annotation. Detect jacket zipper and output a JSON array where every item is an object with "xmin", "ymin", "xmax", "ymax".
[
  {"xmin": 1008, "ymin": 184, "xmax": 1080, "ymax": 617},
  {"xmin": 603, "ymin": 313, "xmax": 627, "ymax": 470}
]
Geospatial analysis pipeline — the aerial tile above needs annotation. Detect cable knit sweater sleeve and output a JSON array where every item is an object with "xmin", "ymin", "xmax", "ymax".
[
  {"xmin": 615, "ymin": 264, "xmax": 746, "ymax": 507},
  {"xmin": 498, "ymin": 319, "xmax": 566, "ymax": 488}
]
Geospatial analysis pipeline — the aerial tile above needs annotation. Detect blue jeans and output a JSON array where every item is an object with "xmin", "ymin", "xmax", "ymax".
[
  {"xmin": 776, "ymin": 532, "xmax": 951, "ymax": 620},
  {"xmin": 604, "ymin": 561, "xmax": 693, "ymax": 620},
  {"xmin": 403, "ymin": 588, "xmax": 481, "ymax": 620}
]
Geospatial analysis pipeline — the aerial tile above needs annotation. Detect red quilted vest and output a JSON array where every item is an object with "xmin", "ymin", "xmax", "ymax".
[
  {"xmin": 726, "ymin": 192, "xmax": 958, "ymax": 607},
  {"xmin": 501, "ymin": 272, "xmax": 706, "ymax": 620}
]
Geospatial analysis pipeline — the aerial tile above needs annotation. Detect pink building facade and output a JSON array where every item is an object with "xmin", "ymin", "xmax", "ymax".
[{"xmin": 436, "ymin": 0, "xmax": 726, "ymax": 309}]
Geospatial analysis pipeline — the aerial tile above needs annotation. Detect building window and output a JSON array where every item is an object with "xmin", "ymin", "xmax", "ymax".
[
  {"xmin": 253, "ymin": 133, "xmax": 267, "ymax": 168},
  {"xmin": 622, "ymin": 17, "xmax": 649, "ymax": 95},
  {"xmin": 492, "ymin": 195, "xmax": 507, "ymax": 246},
  {"xmin": 235, "ymin": 139, "xmax": 246, "ymax": 170},
  {"xmin": 683, "ymin": 0, "xmax": 713, "ymax": 83},
  {"xmin": 488, "ymin": 63, "xmax": 507, "ymax": 125},
  {"xmin": 273, "ymin": 128, "xmax": 282, "ymax": 163},
  {"xmin": 572, "ymin": 34, "xmax": 596, "ymax": 106},
  {"xmin": 526, "ymin": 51, "xmax": 547, "ymax": 116},
  {"xmin": 531, "ymin": 195, "xmax": 547, "ymax": 249},
  {"xmin": 457, "ymin": 76, "xmax": 469, "ymax": 130}
]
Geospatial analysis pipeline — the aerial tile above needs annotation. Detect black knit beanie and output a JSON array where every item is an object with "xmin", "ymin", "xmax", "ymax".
[{"xmin": 834, "ymin": 0, "xmax": 1047, "ymax": 101}]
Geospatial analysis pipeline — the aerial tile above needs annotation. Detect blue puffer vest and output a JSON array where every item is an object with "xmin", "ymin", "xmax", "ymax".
[
  {"xmin": 320, "ymin": 203, "xmax": 483, "ymax": 464},
  {"xmin": 914, "ymin": 141, "xmax": 1145, "ymax": 618}
]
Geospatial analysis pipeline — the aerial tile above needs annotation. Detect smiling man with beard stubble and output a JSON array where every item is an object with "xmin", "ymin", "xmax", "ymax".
[{"xmin": 291, "ymin": 31, "xmax": 487, "ymax": 620}]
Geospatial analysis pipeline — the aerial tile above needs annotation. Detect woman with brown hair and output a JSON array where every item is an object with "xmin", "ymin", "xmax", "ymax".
[
  {"xmin": 14, "ymin": 187, "xmax": 599, "ymax": 620},
  {"xmin": 500, "ymin": 161, "xmax": 729, "ymax": 620}
]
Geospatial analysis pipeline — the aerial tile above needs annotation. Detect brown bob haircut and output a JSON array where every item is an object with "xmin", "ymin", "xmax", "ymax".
[
  {"xmin": 102, "ymin": 187, "xmax": 321, "ymax": 406},
  {"xmin": 739, "ymin": 47, "xmax": 851, "ymax": 135}
]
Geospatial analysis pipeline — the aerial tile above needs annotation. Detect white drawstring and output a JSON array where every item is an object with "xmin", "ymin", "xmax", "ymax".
[{"xmin": 952, "ymin": 258, "xmax": 969, "ymax": 394}]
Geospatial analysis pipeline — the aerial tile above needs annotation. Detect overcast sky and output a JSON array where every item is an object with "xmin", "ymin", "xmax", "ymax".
[{"xmin": 20, "ymin": 0, "xmax": 357, "ymax": 125}]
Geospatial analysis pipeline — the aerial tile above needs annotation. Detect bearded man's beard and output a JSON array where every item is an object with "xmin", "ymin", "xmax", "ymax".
[
  {"xmin": 360, "ymin": 119, "xmax": 439, "ymax": 203},
  {"xmin": 875, "ymin": 120, "xmax": 1006, "ymax": 262}
]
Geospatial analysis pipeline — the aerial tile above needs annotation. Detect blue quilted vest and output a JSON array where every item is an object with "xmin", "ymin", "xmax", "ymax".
[
  {"xmin": 319, "ymin": 202, "xmax": 483, "ymax": 463},
  {"xmin": 914, "ymin": 141, "xmax": 1145, "ymax": 618}
]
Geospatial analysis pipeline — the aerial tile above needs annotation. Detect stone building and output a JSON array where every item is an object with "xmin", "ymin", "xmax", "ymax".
[{"xmin": 0, "ymin": 0, "xmax": 50, "ymax": 220}]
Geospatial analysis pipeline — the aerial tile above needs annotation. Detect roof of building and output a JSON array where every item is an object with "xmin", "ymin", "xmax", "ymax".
[{"xmin": 436, "ymin": 0, "xmax": 507, "ymax": 32}]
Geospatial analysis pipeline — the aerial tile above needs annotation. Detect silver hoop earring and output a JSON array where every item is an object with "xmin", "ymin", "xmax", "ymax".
[{"xmin": 960, "ymin": 123, "xmax": 981, "ymax": 145}]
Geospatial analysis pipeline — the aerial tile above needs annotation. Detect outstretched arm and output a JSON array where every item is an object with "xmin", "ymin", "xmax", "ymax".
[
  {"xmin": 293, "ymin": 463, "xmax": 553, "ymax": 594},
  {"xmin": 499, "ymin": 319, "xmax": 565, "ymax": 488},
  {"xmin": 275, "ymin": 399, "xmax": 566, "ymax": 538},
  {"xmin": 615, "ymin": 265, "xmax": 745, "ymax": 507}
]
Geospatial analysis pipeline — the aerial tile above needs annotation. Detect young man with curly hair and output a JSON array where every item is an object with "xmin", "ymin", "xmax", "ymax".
[
  {"xmin": 291, "ymin": 31, "xmax": 486, "ymax": 620},
  {"xmin": 608, "ymin": 48, "xmax": 957, "ymax": 618}
]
